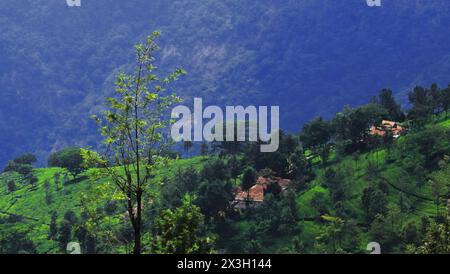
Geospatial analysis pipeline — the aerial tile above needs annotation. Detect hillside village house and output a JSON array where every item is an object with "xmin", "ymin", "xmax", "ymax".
[
  {"xmin": 369, "ymin": 120, "xmax": 405, "ymax": 139},
  {"xmin": 233, "ymin": 176, "xmax": 291, "ymax": 209}
]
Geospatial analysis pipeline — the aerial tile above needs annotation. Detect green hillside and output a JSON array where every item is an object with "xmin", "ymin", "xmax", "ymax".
[
  {"xmin": 0, "ymin": 157, "xmax": 208, "ymax": 254},
  {"xmin": 1, "ymin": 116, "xmax": 449, "ymax": 254},
  {"xmin": 216, "ymin": 115, "xmax": 450, "ymax": 254}
]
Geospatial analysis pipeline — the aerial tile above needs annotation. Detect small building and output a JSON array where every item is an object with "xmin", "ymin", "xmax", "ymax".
[
  {"xmin": 233, "ymin": 176, "xmax": 291, "ymax": 209},
  {"xmin": 369, "ymin": 120, "xmax": 405, "ymax": 139}
]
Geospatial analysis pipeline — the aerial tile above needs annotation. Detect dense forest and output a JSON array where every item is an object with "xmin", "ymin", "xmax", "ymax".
[{"xmin": 2, "ymin": 0, "xmax": 450, "ymax": 167}]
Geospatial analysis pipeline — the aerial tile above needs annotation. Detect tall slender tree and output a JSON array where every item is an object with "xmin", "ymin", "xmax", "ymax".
[
  {"xmin": 299, "ymin": 117, "xmax": 332, "ymax": 165},
  {"xmin": 377, "ymin": 88, "xmax": 405, "ymax": 121},
  {"xmin": 408, "ymin": 86, "xmax": 433, "ymax": 126},
  {"xmin": 242, "ymin": 167, "xmax": 257, "ymax": 200},
  {"xmin": 440, "ymin": 85, "xmax": 450, "ymax": 116},
  {"xmin": 183, "ymin": 140, "xmax": 193, "ymax": 157},
  {"xmin": 82, "ymin": 31, "xmax": 186, "ymax": 254}
]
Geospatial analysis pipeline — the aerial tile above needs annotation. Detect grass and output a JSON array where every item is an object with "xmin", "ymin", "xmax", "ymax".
[
  {"xmin": 437, "ymin": 119, "xmax": 450, "ymax": 128},
  {"xmin": 296, "ymin": 185, "xmax": 330, "ymax": 218},
  {"xmin": 0, "ymin": 156, "xmax": 207, "ymax": 253}
]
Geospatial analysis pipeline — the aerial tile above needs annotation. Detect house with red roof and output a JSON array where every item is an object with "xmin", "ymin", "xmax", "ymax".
[
  {"xmin": 369, "ymin": 120, "xmax": 406, "ymax": 139},
  {"xmin": 233, "ymin": 176, "xmax": 291, "ymax": 209}
]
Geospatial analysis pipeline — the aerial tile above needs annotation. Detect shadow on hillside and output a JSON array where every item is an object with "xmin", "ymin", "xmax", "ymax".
[{"xmin": 64, "ymin": 175, "xmax": 88, "ymax": 185}]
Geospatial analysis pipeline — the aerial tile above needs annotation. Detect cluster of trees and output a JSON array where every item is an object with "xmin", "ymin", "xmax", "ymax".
[
  {"xmin": 410, "ymin": 206, "xmax": 450, "ymax": 254},
  {"xmin": 408, "ymin": 84, "xmax": 450, "ymax": 127},
  {"xmin": 182, "ymin": 134, "xmax": 317, "ymax": 251},
  {"xmin": 3, "ymin": 153, "xmax": 37, "ymax": 188},
  {"xmin": 316, "ymin": 124, "xmax": 449, "ymax": 253},
  {"xmin": 161, "ymin": 158, "xmax": 235, "ymax": 220},
  {"xmin": 158, "ymin": 154, "xmax": 302, "ymax": 253},
  {"xmin": 212, "ymin": 130, "xmax": 314, "ymax": 189},
  {"xmin": 0, "ymin": 229, "xmax": 36, "ymax": 254},
  {"xmin": 47, "ymin": 210, "xmax": 96, "ymax": 254},
  {"xmin": 299, "ymin": 85, "xmax": 450, "ymax": 160},
  {"xmin": 2, "ymin": 147, "xmax": 86, "ymax": 187},
  {"xmin": 299, "ymin": 89, "xmax": 398, "ymax": 159}
]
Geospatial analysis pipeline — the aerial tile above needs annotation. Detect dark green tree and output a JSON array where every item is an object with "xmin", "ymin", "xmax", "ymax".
[
  {"xmin": 183, "ymin": 140, "xmax": 193, "ymax": 157},
  {"xmin": 410, "ymin": 214, "xmax": 450, "ymax": 254},
  {"xmin": 377, "ymin": 88, "xmax": 405, "ymax": 121},
  {"xmin": 200, "ymin": 158, "xmax": 230, "ymax": 182},
  {"xmin": 197, "ymin": 179, "xmax": 234, "ymax": 219},
  {"xmin": 311, "ymin": 192, "xmax": 330, "ymax": 216},
  {"xmin": 44, "ymin": 182, "xmax": 53, "ymax": 205},
  {"xmin": 48, "ymin": 147, "xmax": 85, "ymax": 178},
  {"xmin": 58, "ymin": 222, "xmax": 72, "ymax": 252},
  {"xmin": 7, "ymin": 180, "xmax": 16, "ymax": 193},
  {"xmin": 161, "ymin": 168, "xmax": 200, "ymax": 208},
  {"xmin": 332, "ymin": 104, "xmax": 387, "ymax": 154},
  {"xmin": 300, "ymin": 117, "xmax": 332, "ymax": 165},
  {"xmin": 48, "ymin": 211, "xmax": 58, "ymax": 240},
  {"xmin": 11, "ymin": 153, "xmax": 37, "ymax": 166},
  {"xmin": 228, "ymin": 155, "xmax": 241, "ymax": 184},
  {"xmin": 287, "ymin": 146, "xmax": 313, "ymax": 186},
  {"xmin": 440, "ymin": 85, "xmax": 450, "ymax": 115},
  {"xmin": 200, "ymin": 142, "xmax": 209, "ymax": 156},
  {"xmin": 402, "ymin": 221, "xmax": 420, "ymax": 246},
  {"xmin": 277, "ymin": 190, "xmax": 299, "ymax": 234},
  {"xmin": 407, "ymin": 85, "xmax": 434, "ymax": 126},
  {"xmin": 362, "ymin": 186, "xmax": 388, "ymax": 221},
  {"xmin": 241, "ymin": 167, "xmax": 257, "ymax": 201},
  {"xmin": 3, "ymin": 161, "xmax": 33, "ymax": 176},
  {"xmin": 153, "ymin": 195, "xmax": 216, "ymax": 254},
  {"xmin": 63, "ymin": 210, "xmax": 78, "ymax": 224},
  {"xmin": 0, "ymin": 231, "xmax": 36, "ymax": 254}
]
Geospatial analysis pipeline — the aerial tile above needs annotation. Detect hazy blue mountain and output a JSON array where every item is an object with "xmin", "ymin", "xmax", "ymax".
[{"xmin": 2, "ymin": 0, "xmax": 450, "ymax": 166}]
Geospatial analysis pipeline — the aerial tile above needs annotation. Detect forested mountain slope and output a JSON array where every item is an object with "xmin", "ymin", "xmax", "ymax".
[{"xmin": 2, "ymin": 0, "xmax": 450, "ymax": 166}]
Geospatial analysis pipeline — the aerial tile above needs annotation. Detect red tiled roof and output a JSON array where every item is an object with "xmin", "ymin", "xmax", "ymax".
[
  {"xmin": 369, "ymin": 120, "xmax": 405, "ymax": 137},
  {"xmin": 234, "ymin": 176, "xmax": 291, "ymax": 203},
  {"xmin": 370, "ymin": 126, "xmax": 387, "ymax": 137},
  {"xmin": 235, "ymin": 184, "xmax": 265, "ymax": 202}
]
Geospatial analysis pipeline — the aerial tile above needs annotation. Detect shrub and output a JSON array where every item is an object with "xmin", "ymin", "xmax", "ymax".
[{"xmin": 7, "ymin": 180, "xmax": 16, "ymax": 193}]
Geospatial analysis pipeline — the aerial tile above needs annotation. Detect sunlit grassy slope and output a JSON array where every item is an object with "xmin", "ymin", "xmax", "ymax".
[{"xmin": 0, "ymin": 156, "xmax": 208, "ymax": 253}]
